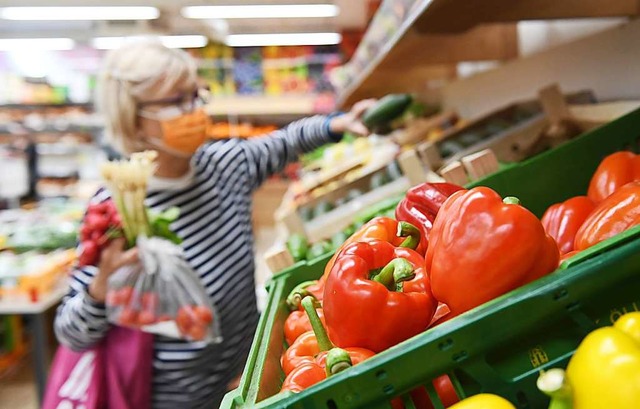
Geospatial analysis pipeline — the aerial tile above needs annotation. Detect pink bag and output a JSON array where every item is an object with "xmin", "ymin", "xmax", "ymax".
[{"xmin": 43, "ymin": 326, "xmax": 154, "ymax": 409}]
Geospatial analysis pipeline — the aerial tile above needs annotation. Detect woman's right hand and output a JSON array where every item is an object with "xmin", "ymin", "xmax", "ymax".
[{"xmin": 89, "ymin": 238, "xmax": 138, "ymax": 303}]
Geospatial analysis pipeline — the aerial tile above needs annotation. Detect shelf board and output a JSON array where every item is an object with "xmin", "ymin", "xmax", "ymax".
[
  {"xmin": 337, "ymin": 0, "xmax": 639, "ymax": 108},
  {"xmin": 0, "ymin": 102, "xmax": 92, "ymax": 110},
  {"xmin": 206, "ymin": 95, "xmax": 322, "ymax": 117},
  {"xmin": 414, "ymin": 0, "xmax": 640, "ymax": 34}
]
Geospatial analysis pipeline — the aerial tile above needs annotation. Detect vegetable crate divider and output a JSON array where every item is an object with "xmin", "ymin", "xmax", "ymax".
[{"xmin": 222, "ymin": 108, "xmax": 640, "ymax": 409}]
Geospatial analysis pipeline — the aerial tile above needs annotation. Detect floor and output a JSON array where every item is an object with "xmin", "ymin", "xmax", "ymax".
[{"xmin": 0, "ymin": 226, "xmax": 279, "ymax": 409}]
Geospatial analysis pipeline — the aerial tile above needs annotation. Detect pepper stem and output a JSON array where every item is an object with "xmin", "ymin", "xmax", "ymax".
[
  {"xmin": 301, "ymin": 296, "xmax": 333, "ymax": 352},
  {"xmin": 397, "ymin": 222, "xmax": 421, "ymax": 250},
  {"xmin": 503, "ymin": 196, "xmax": 521, "ymax": 205},
  {"xmin": 286, "ymin": 281, "xmax": 319, "ymax": 311},
  {"xmin": 325, "ymin": 348, "xmax": 353, "ymax": 376},
  {"xmin": 537, "ymin": 369, "xmax": 574, "ymax": 409},
  {"xmin": 371, "ymin": 258, "xmax": 415, "ymax": 291}
]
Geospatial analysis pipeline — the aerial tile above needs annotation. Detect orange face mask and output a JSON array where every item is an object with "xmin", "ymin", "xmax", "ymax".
[{"xmin": 139, "ymin": 107, "xmax": 210, "ymax": 157}]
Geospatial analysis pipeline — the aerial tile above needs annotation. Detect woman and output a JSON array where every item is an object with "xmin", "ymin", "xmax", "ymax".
[{"xmin": 54, "ymin": 40, "xmax": 373, "ymax": 408}]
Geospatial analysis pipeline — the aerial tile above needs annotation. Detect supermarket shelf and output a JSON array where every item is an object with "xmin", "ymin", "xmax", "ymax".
[
  {"xmin": 0, "ymin": 286, "xmax": 66, "ymax": 315},
  {"xmin": 304, "ymin": 177, "xmax": 410, "ymax": 242},
  {"xmin": 337, "ymin": 0, "xmax": 639, "ymax": 107},
  {"xmin": 206, "ymin": 95, "xmax": 321, "ymax": 117},
  {"xmin": 0, "ymin": 102, "xmax": 92, "ymax": 110}
]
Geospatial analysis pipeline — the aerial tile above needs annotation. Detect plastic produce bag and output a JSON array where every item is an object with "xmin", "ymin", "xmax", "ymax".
[{"xmin": 106, "ymin": 236, "xmax": 222, "ymax": 343}]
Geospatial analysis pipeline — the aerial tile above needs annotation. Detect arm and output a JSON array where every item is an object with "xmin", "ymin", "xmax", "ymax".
[
  {"xmin": 54, "ymin": 265, "xmax": 111, "ymax": 351},
  {"xmin": 238, "ymin": 115, "xmax": 343, "ymax": 190}
]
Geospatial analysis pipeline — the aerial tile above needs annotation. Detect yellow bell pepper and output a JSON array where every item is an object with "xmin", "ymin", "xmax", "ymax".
[
  {"xmin": 448, "ymin": 393, "xmax": 515, "ymax": 409},
  {"xmin": 537, "ymin": 312, "xmax": 640, "ymax": 409}
]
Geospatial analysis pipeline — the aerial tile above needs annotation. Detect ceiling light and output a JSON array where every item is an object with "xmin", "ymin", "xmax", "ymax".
[
  {"xmin": 0, "ymin": 6, "xmax": 159, "ymax": 21},
  {"xmin": 226, "ymin": 32, "xmax": 341, "ymax": 47},
  {"xmin": 0, "ymin": 38, "xmax": 75, "ymax": 51},
  {"xmin": 182, "ymin": 4, "xmax": 339, "ymax": 19},
  {"xmin": 92, "ymin": 35, "xmax": 208, "ymax": 50}
]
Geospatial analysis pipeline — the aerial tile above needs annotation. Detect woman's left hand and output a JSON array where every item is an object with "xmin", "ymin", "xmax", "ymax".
[{"xmin": 329, "ymin": 99, "xmax": 377, "ymax": 136}]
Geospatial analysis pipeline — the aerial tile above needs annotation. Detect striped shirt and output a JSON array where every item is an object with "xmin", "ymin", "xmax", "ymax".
[{"xmin": 54, "ymin": 115, "xmax": 342, "ymax": 408}]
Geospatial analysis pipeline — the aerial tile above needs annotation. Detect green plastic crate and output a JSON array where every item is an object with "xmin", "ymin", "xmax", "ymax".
[{"xmin": 224, "ymin": 108, "xmax": 640, "ymax": 409}]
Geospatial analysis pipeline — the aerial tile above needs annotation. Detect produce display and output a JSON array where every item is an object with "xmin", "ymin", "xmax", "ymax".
[
  {"xmin": 537, "ymin": 311, "xmax": 640, "ymax": 409},
  {"xmin": 269, "ymin": 145, "xmax": 640, "ymax": 406},
  {"xmin": 76, "ymin": 151, "xmax": 220, "ymax": 342}
]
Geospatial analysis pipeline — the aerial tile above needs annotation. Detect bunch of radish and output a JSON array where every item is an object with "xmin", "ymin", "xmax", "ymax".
[{"xmin": 78, "ymin": 199, "xmax": 122, "ymax": 266}]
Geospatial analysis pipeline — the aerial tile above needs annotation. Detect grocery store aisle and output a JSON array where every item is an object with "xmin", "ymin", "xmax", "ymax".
[
  {"xmin": 0, "ymin": 354, "xmax": 40, "ymax": 409},
  {"xmin": 0, "ymin": 227, "xmax": 277, "ymax": 409}
]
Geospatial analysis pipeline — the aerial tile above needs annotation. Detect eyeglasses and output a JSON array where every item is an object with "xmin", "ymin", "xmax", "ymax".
[{"xmin": 138, "ymin": 86, "xmax": 211, "ymax": 113}]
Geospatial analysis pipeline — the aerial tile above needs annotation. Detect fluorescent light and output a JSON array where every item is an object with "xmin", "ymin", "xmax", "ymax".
[
  {"xmin": 0, "ymin": 6, "xmax": 159, "ymax": 21},
  {"xmin": 0, "ymin": 38, "xmax": 75, "ymax": 51},
  {"xmin": 92, "ymin": 35, "xmax": 208, "ymax": 50},
  {"xmin": 226, "ymin": 32, "xmax": 341, "ymax": 47},
  {"xmin": 182, "ymin": 4, "xmax": 339, "ymax": 19}
]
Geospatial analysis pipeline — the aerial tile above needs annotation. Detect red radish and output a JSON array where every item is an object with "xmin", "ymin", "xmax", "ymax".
[
  {"xmin": 188, "ymin": 325, "xmax": 206, "ymax": 341},
  {"xmin": 119, "ymin": 308, "xmax": 138, "ymax": 326},
  {"xmin": 194, "ymin": 305, "xmax": 213, "ymax": 324},
  {"xmin": 137, "ymin": 311, "xmax": 156, "ymax": 326},
  {"xmin": 118, "ymin": 287, "xmax": 134, "ymax": 306},
  {"xmin": 141, "ymin": 293, "xmax": 158, "ymax": 312},
  {"xmin": 106, "ymin": 290, "xmax": 120, "ymax": 306}
]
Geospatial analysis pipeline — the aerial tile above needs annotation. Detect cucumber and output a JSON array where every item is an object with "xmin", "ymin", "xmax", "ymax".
[
  {"xmin": 458, "ymin": 132, "xmax": 483, "ymax": 147},
  {"xmin": 342, "ymin": 224, "xmax": 356, "ymax": 237},
  {"xmin": 286, "ymin": 234, "xmax": 309, "ymax": 262},
  {"xmin": 313, "ymin": 201, "xmax": 334, "ymax": 218},
  {"xmin": 354, "ymin": 195, "xmax": 404, "ymax": 224},
  {"xmin": 362, "ymin": 94, "xmax": 413, "ymax": 134},
  {"xmin": 307, "ymin": 240, "xmax": 332, "ymax": 260},
  {"xmin": 331, "ymin": 231, "xmax": 349, "ymax": 250}
]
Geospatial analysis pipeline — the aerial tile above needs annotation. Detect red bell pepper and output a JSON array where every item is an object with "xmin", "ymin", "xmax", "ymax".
[
  {"xmin": 284, "ymin": 308, "xmax": 326, "ymax": 346},
  {"xmin": 426, "ymin": 187, "xmax": 559, "ymax": 317},
  {"xmin": 395, "ymin": 182, "xmax": 465, "ymax": 241},
  {"xmin": 541, "ymin": 196, "xmax": 595, "ymax": 255},
  {"xmin": 286, "ymin": 280, "xmax": 324, "ymax": 310},
  {"xmin": 323, "ymin": 240, "xmax": 438, "ymax": 352},
  {"xmin": 319, "ymin": 218, "xmax": 426, "ymax": 286},
  {"xmin": 281, "ymin": 348, "xmax": 354, "ymax": 393},
  {"xmin": 575, "ymin": 181, "xmax": 640, "ymax": 251},
  {"xmin": 588, "ymin": 151, "xmax": 640, "ymax": 203},
  {"xmin": 281, "ymin": 296, "xmax": 374, "ymax": 376}
]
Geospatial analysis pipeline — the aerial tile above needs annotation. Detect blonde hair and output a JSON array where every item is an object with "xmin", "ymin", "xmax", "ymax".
[{"xmin": 97, "ymin": 39, "xmax": 198, "ymax": 155}]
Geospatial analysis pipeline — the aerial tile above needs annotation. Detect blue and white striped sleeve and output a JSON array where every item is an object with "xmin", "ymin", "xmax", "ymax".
[
  {"xmin": 237, "ymin": 114, "xmax": 343, "ymax": 190},
  {"xmin": 54, "ymin": 265, "xmax": 111, "ymax": 351}
]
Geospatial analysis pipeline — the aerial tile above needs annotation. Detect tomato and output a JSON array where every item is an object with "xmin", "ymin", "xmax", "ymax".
[
  {"xmin": 118, "ymin": 287, "xmax": 134, "ymax": 306},
  {"xmin": 141, "ymin": 292, "xmax": 158, "ymax": 312},
  {"xmin": 137, "ymin": 310, "xmax": 156, "ymax": 326},
  {"xmin": 119, "ymin": 308, "xmax": 138, "ymax": 326},
  {"xmin": 194, "ymin": 305, "xmax": 213, "ymax": 324},
  {"xmin": 176, "ymin": 307, "xmax": 194, "ymax": 335},
  {"xmin": 188, "ymin": 325, "xmax": 207, "ymax": 341},
  {"xmin": 157, "ymin": 314, "xmax": 172, "ymax": 322},
  {"xmin": 106, "ymin": 290, "xmax": 120, "ymax": 306}
]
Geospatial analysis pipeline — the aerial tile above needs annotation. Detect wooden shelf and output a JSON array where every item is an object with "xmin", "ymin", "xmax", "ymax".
[
  {"xmin": 337, "ymin": 0, "xmax": 639, "ymax": 108},
  {"xmin": 206, "ymin": 95, "xmax": 322, "ymax": 117}
]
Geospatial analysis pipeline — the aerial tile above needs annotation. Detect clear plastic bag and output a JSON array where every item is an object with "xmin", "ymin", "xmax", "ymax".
[{"xmin": 106, "ymin": 236, "xmax": 222, "ymax": 343}]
